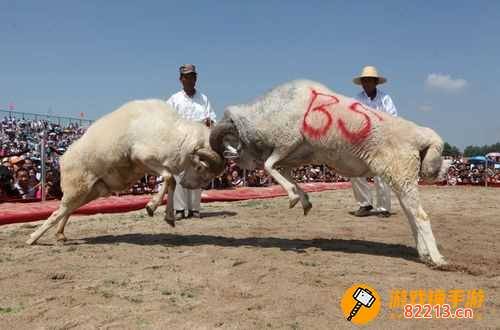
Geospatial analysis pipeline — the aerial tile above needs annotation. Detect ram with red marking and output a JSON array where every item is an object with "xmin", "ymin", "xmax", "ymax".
[{"xmin": 210, "ymin": 79, "xmax": 450, "ymax": 267}]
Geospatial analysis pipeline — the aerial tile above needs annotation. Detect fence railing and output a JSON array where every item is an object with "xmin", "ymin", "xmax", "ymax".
[{"xmin": 0, "ymin": 109, "xmax": 93, "ymax": 127}]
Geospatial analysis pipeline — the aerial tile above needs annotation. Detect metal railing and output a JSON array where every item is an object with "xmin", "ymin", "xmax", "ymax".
[{"xmin": 0, "ymin": 109, "xmax": 93, "ymax": 127}]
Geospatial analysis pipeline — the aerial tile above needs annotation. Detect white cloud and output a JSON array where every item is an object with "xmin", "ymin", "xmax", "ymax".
[
  {"xmin": 418, "ymin": 105, "xmax": 433, "ymax": 112},
  {"xmin": 425, "ymin": 73, "xmax": 467, "ymax": 92}
]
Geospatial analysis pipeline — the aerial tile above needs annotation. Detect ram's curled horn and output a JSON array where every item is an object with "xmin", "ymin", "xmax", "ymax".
[
  {"xmin": 209, "ymin": 119, "xmax": 238, "ymax": 156},
  {"xmin": 195, "ymin": 148, "xmax": 225, "ymax": 174}
]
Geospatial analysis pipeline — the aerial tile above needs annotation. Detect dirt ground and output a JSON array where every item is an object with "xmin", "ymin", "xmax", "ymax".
[{"xmin": 1, "ymin": 185, "xmax": 499, "ymax": 329}]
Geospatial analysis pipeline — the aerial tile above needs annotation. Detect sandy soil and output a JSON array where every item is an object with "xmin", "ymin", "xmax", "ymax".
[{"xmin": 0, "ymin": 185, "xmax": 499, "ymax": 329}]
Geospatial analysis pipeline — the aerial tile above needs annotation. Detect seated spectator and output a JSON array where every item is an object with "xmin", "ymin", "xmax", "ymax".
[
  {"xmin": 0, "ymin": 144, "xmax": 8, "ymax": 157},
  {"xmin": 144, "ymin": 175, "xmax": 161, "ymax": 194},
  {"xmin": 324, "ymin": 172, "xmax": 333, "ymax": 182},
  {"xmin": 231, "ymin": 170, "xmax": 244, "ymax": 187},
  {"xmin": 212, "ymin": 173, "xmax": 232, "ymax": 189},
  {"xmin": 0, "ymin": 165, "xmax": 21, "ymax": 200},
  {"xmin": 246, "ymin": 171, "xmax": 259, "ymax": 187},
  {"xmin": 44, "ymin": 169, "xmax": 63, "ymax": 199},
  {"xmin": 256, "ymin": 169, "xmax": 272, "ymax": 187},
  {"xmin": 14, "ymin": 168, "xmax": 40, "ymax": 199},
  {"xmin": 308, "ymin": 167, "xmax": 321, "ymax": 182},
  {"xmin": 28, "ymin": 167, "xmax": 39, "ymax": 185},
  {"xmin": 2, "ymin": 158, "xmax": 12, "ymax": 172},
  {"xmin": 130, "ymin": 182, "xmax": 144, "ymax": 195},
  {"xmin": 293, "ymin": 167, "xmax": 306, "ymax": 183},
  {"xmin": 10, "ymin": 155, "xmax": 25, "ymax": 172}
]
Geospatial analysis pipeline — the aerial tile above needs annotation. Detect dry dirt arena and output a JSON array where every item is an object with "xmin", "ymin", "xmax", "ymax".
[{"xmin": 1, "ymin": 186, "xmax": 499, "ymax": 329}]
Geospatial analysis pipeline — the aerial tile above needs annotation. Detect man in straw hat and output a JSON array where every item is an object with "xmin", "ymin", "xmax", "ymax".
[
  {"xmin": 350, "ymin": 65, "xmax": 398, "ymax": 218},
  {"xmin": 166, "ymin": 64, "xmax": 216, "ymax": 220}
]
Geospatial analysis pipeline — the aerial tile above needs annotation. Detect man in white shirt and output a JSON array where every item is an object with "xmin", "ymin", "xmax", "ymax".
[
  {"xmin": 166, "ymin": 64, "xmax": 216, "ymax": 220},
  {"xmin": 350, "ymin": 66, "xmax": 398, "ymax": 218}
]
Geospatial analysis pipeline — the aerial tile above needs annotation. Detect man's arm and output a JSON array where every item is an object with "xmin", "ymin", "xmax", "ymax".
[
  {"xmin": 166, "ymin": 95, "xmax": 175, "ymax": 109},
  {"xmin": 205, "ymin": 99, "xmax": 216, "ymax": 122},
  {"xmin": 203, "ymin": 95, "xmax": 217, "ymax": 127},
  {"xmin": 382, "ymin": 95, "xmax": 398, "ymax": 117}
]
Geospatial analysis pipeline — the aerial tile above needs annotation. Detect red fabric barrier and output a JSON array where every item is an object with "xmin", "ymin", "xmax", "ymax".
[
  {"xmin": 201, "ymin": 182, "xmax": 352, "ymax": 202},
  {"xmin": 0, "ymin": 182, "xmax": 351, "ymax": 226}
]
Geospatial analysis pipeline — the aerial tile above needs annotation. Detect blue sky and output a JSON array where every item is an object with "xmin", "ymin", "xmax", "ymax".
[{"xmin": 1, "ymin": 1, "xmax": 499, "ymax": 149}]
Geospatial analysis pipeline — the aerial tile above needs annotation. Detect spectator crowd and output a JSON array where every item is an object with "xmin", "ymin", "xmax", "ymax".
[
  {"xmin": 0, "ymin": 114, "xmax": 86, "ymax": 201},
  {"xmin": 121, "ymin": 162, "xmax": 350, "ymax": 195},
  {"xmin": 444, "ymin": 157, "xmax": 500, "ymax": 186},
  {"xmin": 1, "ymin": 112, "xmax": 500, "ymax": 202}
]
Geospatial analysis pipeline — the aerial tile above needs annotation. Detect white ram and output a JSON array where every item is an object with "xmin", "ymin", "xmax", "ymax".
[
  {"xmin": 27, "ymin": 99, "xmax": 224, "ymax": 245},
  {"xmin": 210, "ymin": 80, "xmax": 448, "ymax": 266}
]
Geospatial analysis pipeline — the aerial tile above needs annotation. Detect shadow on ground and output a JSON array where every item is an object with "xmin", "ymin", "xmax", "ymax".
[{"xmin": 82, "ymin": 233, "xmax": 420, "ymax": 262}]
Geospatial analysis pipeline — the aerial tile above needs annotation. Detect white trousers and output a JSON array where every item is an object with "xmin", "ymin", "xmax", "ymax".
[
  {"xmin": 351, "ymin": 177, "xmax": 391, "ymax": 212},
  {"xmin": 173, "ymin": 174, "xmax": 201, "ymax": 212}
]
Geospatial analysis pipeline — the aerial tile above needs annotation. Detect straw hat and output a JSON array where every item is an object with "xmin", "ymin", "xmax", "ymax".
[
  {"xmin": 9, "ymin": 156, "xmax": 24, "ymax": 165},
  {"xmin": 353, "ymin": 66, "xmax": 387, "ymax": 85}
]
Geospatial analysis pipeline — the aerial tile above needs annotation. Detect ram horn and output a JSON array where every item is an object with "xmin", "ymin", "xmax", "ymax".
[
  {"xmin": 195, "ymin": 148, "xmax": 225, "ymax": 175},
  {"xmin": 209, "ymin": 118, "xmax": 238, "ymax": 156}
]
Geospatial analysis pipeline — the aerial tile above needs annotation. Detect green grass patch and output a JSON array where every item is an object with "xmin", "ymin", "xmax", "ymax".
[{"xmin": 0, "ymin": 305, "xmax": 23, "ymax": 314}]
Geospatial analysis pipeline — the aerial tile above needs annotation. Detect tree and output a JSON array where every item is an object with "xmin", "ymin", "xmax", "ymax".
[
  {"xmin": 463, "ymin": 142, "xmax": 500, "ymax": 157},
  {"xmin": 463, "ymin": 145, "xmax": 482, "ymax": 157},
  {"xmin": 443, "ymin": 142, "xmax": 461, "ymax": 157}
]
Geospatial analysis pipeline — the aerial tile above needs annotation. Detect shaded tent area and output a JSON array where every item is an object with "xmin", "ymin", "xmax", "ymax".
[
  {"xmin": 485, "ymin": 152, "xmax": 500, "ymax": 167},
  {"xmin": 467, "ymin": 155, "xmax": 500, "ymax": 169}
]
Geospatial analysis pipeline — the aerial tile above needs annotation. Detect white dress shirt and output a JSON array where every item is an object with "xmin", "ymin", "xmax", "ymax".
[
  {"xmin": 166, "ymin": 89, "xmax": 214, "ymax": 211},
  {"xmin": 356, "ymin": 89, "xmax": 398, "ymax": 117},
  {"xmin": 166, "ymin": 90, "xmax": 216, "ymax": 123}
]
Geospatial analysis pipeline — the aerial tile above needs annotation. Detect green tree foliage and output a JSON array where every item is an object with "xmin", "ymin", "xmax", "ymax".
[
  {"xmin": 463, "ymin": 142, "xmax": 500, "ymax": 157},
  {"xmin": 442, "ymin": 142, "xmax": 461, "ymax": 157}
]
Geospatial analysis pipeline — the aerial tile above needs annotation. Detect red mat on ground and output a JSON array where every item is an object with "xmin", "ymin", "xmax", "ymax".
[{"xmin": 0, "ymin": 182, "xmax": 351, "ymax": 226}]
